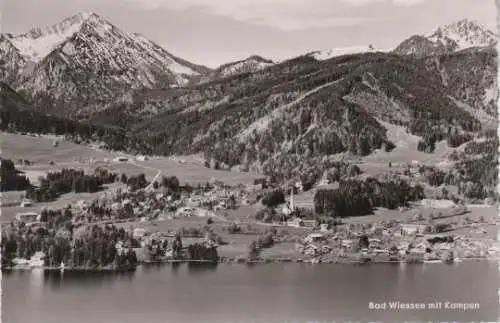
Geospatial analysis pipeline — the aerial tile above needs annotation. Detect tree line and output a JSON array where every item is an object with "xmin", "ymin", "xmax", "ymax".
[
  {"xmin": 26, "ymin": 168, "xmax": 117, "ymax": 202},
  {"xmin": 0, "ymin": 158, "xmax": 31, "ymax": 191},
  {"xmin": 314, "ymin": 177, "xmax": 425, "ymax": 217}
]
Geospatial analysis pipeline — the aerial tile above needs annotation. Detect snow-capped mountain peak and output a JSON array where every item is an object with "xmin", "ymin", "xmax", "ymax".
[
  {"xmin": 0, "ymin": 11, "xmax": 212, "ymax": 116},
  {"xmin": 309, "ymin": 45, "xmax": 377, "ymax": 61},
  {"xmin": 428, "ymin": 18, "xmax": 497, "ymax": 50},
  {"xmin": 7, "ymin": 12, "xmax": 105, "ymax": 62},
  {"xmin": 394, "ymin": 18, "xmax": 497, "ymax": 57}
]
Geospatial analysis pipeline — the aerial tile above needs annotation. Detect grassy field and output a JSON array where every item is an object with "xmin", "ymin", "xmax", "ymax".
[
  {"xmin": 1, "ymin": 133, "xmax": 261, "ymax": 184},
  {"xmin": 1, "ymin": 183, "xmax": 125, "ymax": 222},
  {"xmin": 0, "ymin": 132, "xmax": 264, "ymax": 223},
  {"xmin": 134, "ymin": 159, "xmax": 261, "ymax": 185},
  {"xmin": 0, "ymin": 133, "xmax": 116, "ymax": 164},
  {"xmin": 114, "ymin": 215, "xmax": 305, "ymax": 259}
]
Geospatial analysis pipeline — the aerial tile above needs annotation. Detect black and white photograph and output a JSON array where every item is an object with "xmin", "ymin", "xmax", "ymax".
[{"xmin": 0, "ymin": 0, "xmax": 499, "ymax": 322}]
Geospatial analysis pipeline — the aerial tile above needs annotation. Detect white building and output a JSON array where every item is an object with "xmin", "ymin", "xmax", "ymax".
[
  {"xmin": 30, "ymin": 251, "xmax": 46, "ymax": 267},
  {"xmin": 133, "ymin": 228, "xmax": 147, "ymax": 239},
  {"xmin": 20, "ymin": 200, "xmax": 33, "ymax": 207},
  {"xmin": 304, "ymin": 233, "xmax": 325, "ymax": 244},
  {"xmin": 401, "ymin": 224, "xmax": 427, "ymax": 235},
  {"xmin": 113, "ymin": 156, "xmax": 128, "ymax": 162},
  {"xmin": 287, "ymin": 217, "xmax": 303, "ymax": 228}
]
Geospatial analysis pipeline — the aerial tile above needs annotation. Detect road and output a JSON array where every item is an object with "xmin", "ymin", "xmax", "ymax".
[{"xmin": 128, "ymin": 160, "xmax": 162, "ymax": 190}]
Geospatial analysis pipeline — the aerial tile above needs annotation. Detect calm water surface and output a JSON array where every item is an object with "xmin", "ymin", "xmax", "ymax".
[{"xmin": 2, "ymin": 261, "xmax": 498, "ymax": 323}]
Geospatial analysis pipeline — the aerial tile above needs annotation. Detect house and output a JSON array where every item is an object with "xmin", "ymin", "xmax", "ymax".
[
  {"xmin": 372, "ymin": 249, "xmax": 390, "ymax": 255},
  {"xmin": 368, "ymin": 238, "xmax": 382, "ymax": 248},
  {"xmin": 77, "ymin": 200, "xmax": 90, "ymax": 209},
  {"xmin": 413, "ymin": 242, "xmax": 428, "ymax": 253},
  {"xmin": 304, "ymin": 233, "xmax": 325, "ymax": 244},
  {"xmin": 15, "ymin": 212, "xmax": 38, "ymax": 223},
  {"xmin": 401, "ymin": 224, "xmax": 427, "ymax": 235},
  {"xmin": 30, "ymin": 251, "xmax": 46, "ymax": 267},
  {"xmin": 287, "ymin": 217, "xmax": 303, "ymax": 228},
  {"xmin": 320, "ymin": 223, "xmax": 330, "ymax": 232},
  {"xmin": 113, "ymin": 156, "xmax": 128, "ymax": 162},
  {"xmin": 20, "ymin": 200, "xmax": 33, "ymax": 207},
  {"xmin": 176, "ymin": 207, "xmax": 196, "ymax": 217},
  {"xmin": 341, "ymin": 240, "xmax": 353, "ymax": 248},
  {"xmin": 133, "ymin": 228, "xmax": 147, "ymax": 239},
  {"xmin": 304, "ymin": 244, "xmax": 318, "ymax": 256},
  {"xmin": 301, "ymin": 220, "xmax": 318, "ymax": 228}
]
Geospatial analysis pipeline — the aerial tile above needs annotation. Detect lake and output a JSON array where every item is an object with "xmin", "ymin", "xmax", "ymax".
[{"xmin": 2, "ymin": 261, "xmax": 498, "ymax": 322}]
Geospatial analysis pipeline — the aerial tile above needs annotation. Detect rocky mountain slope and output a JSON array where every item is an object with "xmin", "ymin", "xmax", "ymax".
[
  {"xmin": 0, "ymin": 35, "xmax": 28, "ymax": 85},
  {"xmin": 1, "ymin": 12, "xmax": 211, "ymax": 115},
  {"xmin": 393, "ymin": 19, "xmax": 497, "ymax": 57}
]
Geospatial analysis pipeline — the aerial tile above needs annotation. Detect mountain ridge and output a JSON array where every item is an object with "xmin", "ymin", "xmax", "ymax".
[
  {"xmin": 1, "ymin": 12, "xmax": 212, "ymax": 115},
  {"xmin": 0, "ymin": 14, "xmax": 497, "ymax": 186},
  {"xmin": 393, "ymin": 18, "xmax": 497, "ymax": 57}
]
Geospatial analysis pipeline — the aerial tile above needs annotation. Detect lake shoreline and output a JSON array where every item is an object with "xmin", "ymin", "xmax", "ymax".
[{"xmin": 2, "ymin": 256, "xmax": 492, "ymax": 272}]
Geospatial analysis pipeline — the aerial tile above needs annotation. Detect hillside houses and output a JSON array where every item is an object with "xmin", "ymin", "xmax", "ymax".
[
  {"xmin": 401, "ymin": 224, "xmax": 428, "ymax": 235},
  {"xmin": 62, "ymin": 178, "xmax": 254, "ymax": 224},
  {"xmin": 287, "ymin": 217, "xmax": 318, "ymax": 228}
]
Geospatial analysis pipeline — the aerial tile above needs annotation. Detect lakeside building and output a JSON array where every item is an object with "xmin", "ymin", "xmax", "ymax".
[{"xmin": 30, "ymin": 252, "xmax": 46, "ymax": 267}]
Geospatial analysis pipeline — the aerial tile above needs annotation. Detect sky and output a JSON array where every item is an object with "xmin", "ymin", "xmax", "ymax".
[{"xmin": 1, "ymin": 0, "xmax": 497, "ymax": 67}]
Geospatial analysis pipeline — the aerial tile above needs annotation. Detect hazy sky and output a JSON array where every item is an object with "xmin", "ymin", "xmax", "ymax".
[{"xmin": 1, "ymin": 0, "xmax": 497, "ymax": 67}]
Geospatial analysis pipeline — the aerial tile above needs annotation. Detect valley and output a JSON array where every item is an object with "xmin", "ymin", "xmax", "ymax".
[{"xmin": 0, "ymin": 12, "xmax": 498, "ymax": 272}]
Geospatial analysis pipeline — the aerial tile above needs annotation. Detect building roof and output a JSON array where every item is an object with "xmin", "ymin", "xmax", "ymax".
[
  {"xmin": 306, "ymin": 233, "xmax": 324, "ymax": 239},
  {"xmin": 16, "ymin": 212, "xmax": 39, "ymax": 217}
]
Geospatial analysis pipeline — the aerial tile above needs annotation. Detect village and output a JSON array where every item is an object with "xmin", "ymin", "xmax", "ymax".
[{"xmin": 5, "ymin": 164, "xmax": 500, "ymax": 270}]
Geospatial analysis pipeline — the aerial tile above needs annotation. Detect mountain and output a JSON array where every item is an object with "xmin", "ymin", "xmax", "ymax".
[
  {"xmin": 7, "ymin": 12, "xmax": 96, "ymax": 63},
  {"xmin": 394, "ymin": 19, "xmax": 497, "ymax": 57},
  {"xmin": 308, "ymin": 46, "xmax": 378, "ymax": 61},
  {"xmin": 1, "ymin": 15, "xmax": 496, "ymax": 186},
  {"xmin": 119, "ymin": 48, "xmax": 495, "ymax": 183},
  {"xmin": 1, "ymin": 12, "xmax": 211, "ymax": 116},
  {"xmin": 212, "ymin": 55, "xmax": 275, "ymax": 78},
  {"xmin": 424, "ymin": 46, "xmax": 498, "ymax": 119}
]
